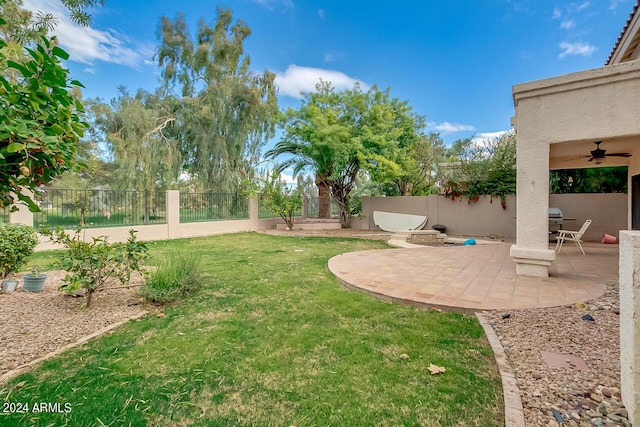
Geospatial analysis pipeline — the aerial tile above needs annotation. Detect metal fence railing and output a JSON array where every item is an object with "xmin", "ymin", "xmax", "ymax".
[
  {"xmin": 306, "ymin": 197, "xmax": 340, "ymax": 218},
  {"xmin": 180, "ymin": 192, "xmax": 249, "ymax": 223},
  {"xmin": 33, "ymin": 189, "xmax": 167, "ymax": 229},
  {"xmin": 258, "ymin": 194, "xmax": 303, "ymax": 219},
  {"xmin": 0, "ymin": 205, "xmax": 9, "ymax": 223}
]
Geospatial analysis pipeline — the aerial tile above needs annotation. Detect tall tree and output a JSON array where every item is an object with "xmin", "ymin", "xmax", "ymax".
[
  {"xmin": 94, "ymin": 88, "xmax": 180, "ymax": 222},
  {"xmin": 269, "ymin": 81, "xmax": 425, "ymax": 226},
  {"xmin": 156, "ymin": 7, "xmax": 278, "ymax": 193}
]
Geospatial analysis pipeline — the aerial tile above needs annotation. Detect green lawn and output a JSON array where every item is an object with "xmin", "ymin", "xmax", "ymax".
[{"xmin": 5, "ymin": 233, "xmax": 503, "ymax": 426}]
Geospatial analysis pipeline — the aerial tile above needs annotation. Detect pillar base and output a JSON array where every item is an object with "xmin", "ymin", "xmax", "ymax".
[{"xmin": 510, "ymin": 245, "xmax": 556, "ymax": 278}]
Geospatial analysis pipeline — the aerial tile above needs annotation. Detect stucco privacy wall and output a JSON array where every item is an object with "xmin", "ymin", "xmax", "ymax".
[
  {"xmin": 549, "ymin": 194, "xmax": 627, "ymax": 241},
  {"xmin": 360, "ymin": 194, "xmax": 626, "ymax": 241},
  {"xmin": 8, "ymin": 192, "xmax": 283, "ymax": 251},
  {"xmin": 360, "ymin": 195, "xmax": 516, "ymax": 238}
]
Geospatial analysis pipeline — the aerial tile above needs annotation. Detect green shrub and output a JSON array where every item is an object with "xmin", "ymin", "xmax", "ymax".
[
  {"xmin": 0, "ymin": 223, "xmax": 38, "ymax": 279},
  {"xmin": 141, "ymin": 251, "xmax": 203, "ymax": 304},
  {"xmin": 41, "ymin": 227, "xmax": 148, "ymax": 307}
]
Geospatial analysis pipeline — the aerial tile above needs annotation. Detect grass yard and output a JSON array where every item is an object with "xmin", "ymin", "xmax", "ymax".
[{"xmin": 3, "ymin": 232, "xmax": 503, "ymax": 426}]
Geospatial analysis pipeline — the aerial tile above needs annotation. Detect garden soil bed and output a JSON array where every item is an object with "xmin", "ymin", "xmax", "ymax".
[{"xmin": 0, "ymin": 270, "xmax": 147, "ymax": 378}]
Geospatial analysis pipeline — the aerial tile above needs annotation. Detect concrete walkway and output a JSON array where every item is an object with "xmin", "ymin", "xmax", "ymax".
[{"xmin": 328, "ymin": 242, "xmax": 619, "ymax": 313}]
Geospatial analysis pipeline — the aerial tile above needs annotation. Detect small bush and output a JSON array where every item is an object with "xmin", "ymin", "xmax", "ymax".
[
  {"xmin": 42, "ymin": 227, "xmax": 148, "ymax": 307},
  {"xmin": 141, "ymin": 251, "xmax": 203, "ymax": 304},
  {"xmin": 0, "ymin": 223, "xmax": 38, "ymax": 279}
]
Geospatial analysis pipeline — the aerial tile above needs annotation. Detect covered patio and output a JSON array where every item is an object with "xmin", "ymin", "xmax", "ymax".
[{"xmin": 328, "ymin": 242, "xmax": 618, "ymax": 314}]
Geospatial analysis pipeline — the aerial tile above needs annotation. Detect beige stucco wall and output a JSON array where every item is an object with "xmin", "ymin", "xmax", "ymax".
[
  {"xmin": 361, "ymin": 194, "xmax": 627, "ymax": 241},
  {"xmin": 361, "ymin": 195, "xmax": 516, "ymax": 238},
  {"xmin": 31, "ymin": 195, "xmax": 282, "ymax": 251},
  {"xmin": 549, "ymin": 193, "xmax": 627, "ymax": 241}
]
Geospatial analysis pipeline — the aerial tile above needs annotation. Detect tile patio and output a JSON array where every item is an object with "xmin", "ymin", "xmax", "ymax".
[{"xmin": 328, "ymin": 241, "xmax": 619, "ymax": 313}]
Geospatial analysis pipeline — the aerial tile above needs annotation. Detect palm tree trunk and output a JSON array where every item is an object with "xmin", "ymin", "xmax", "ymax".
[{"xmin": 316, "ymin": 178, "xmax": 331, "ymax": 219}]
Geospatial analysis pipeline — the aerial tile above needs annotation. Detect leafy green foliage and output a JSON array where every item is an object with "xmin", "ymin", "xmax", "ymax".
[
  {"xmin": 156, "ymin": 7, "xmax": 278, "ymax": 193},
  {"xmin": 41, "ymin": 227, "xmax": 148, "ymax": 307},
  {"xmin": 260, "ymin": 172, "xmax": 303, "ymax": 229},
  {"xmin": 0, "ymin": 17, "xmax": 87, "ymax": 211},
  {"xmin": 0, "ymin": 223, "xmax": 38, "ymax": 279},
  {"xmin": 269, "ymin": 81, "xmax": 425, "ymax": 226},
  {"xmin": 140, "ymin": 250, "xmax": 203, "ymax": 304},
  {"xmin": 93, "ymin": 88, "xmax": 180, "ymax": 194},
  {"xmin": 442, "ymin": 132, "xmax": 516, "ymax": 208},
  {"xmin": 550, "ymin": 167, "xmax": 627, "ymax": 193}
]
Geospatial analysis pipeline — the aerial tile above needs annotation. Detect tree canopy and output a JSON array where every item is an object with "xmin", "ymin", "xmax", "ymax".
[
  {"xmin": 269, "ymin": 81, "xmax": 426, "ymax": 226},
  {"xmin": 156, "ymin": 7, "xmax": 278, "ymax": 193},
  {"xmin": 0, "ymin": 18, "xmax": 87, "ymax": 210}
]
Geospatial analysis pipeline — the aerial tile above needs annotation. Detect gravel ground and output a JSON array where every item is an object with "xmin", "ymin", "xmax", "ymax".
[
  {"xmin": 0, "ymin": 270, "xmax": 147, "ymax": 378},
  {"xmin": 486, "ymin": 285, "xmax": 627, "ymax": 427}
]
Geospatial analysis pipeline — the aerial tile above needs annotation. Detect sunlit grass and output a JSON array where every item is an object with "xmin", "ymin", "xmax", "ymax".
[{"xmin": 4, "ymin": 232, "xmax": 503, "ymax": 426}]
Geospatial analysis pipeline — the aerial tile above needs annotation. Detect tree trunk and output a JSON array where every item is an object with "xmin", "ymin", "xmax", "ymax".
[{"xmin": 316, "ymin": 178, "xmax": 331, "ymax": 219}]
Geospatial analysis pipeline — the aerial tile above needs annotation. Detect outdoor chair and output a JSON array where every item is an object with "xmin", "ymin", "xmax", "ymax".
[{"xmin": 555, "ymin": 219, "xmax": 592, "ymax": 255}]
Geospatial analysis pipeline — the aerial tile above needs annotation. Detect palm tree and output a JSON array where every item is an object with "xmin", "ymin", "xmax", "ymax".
[{"xmin": 265, "ymin": 139, "xmax": 333, "ymax": 219}]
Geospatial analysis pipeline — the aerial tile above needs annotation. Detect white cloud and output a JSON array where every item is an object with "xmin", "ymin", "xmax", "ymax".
[
  {"xmin": 552, "ymin": 7, "xmax": 562, "ymax": 19},
  {"xmin": 22, "ymin": 0, "xmax": 154, "ymax": 68},
  {"xmin": 251, "ymin": 0, "xmax": 294, "ymax": 10},
  {"xmin": 430, "ymin": 122, "xmax": 476, "ymax": 133},
  {"xmin": 471, "ymin": 130, "xmax": 510, "ymax": 144},
  {"xmin": 560, "ymin": 19, "xmax": 575, "ymax": 29},
  {"xmin": 324, "ymin": 53, "xmax": 335, "ymax": 62},
  {"xmin": 279, "ymin": 170, "xmax": 297, "ymax": 186},
  {"xmin": 558, "ymin": 41, "xmax": 596, "ymax": 58},
  {"xmin": 609, "ymin": 0, "xmax": 626, "ymax": 9},
  {"xmin": 83, "ymin": 67, "xmax": 96, "ymax": 74},
  {"xmin": 318, "ymin": 9, "xmax": 326, "ymax": 19},
  {"xmin": 568, "ymin": 1, "xmax": 590, "ymax": 13},
  {"xmin": 275, "ymin": 64, "xmax": 369, "ymax": 99}
]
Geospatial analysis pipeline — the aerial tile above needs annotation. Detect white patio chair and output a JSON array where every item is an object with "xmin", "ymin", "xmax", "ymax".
[{"xmin": 555, "ymin": 219, "xmax": 592, "ymax": 255}]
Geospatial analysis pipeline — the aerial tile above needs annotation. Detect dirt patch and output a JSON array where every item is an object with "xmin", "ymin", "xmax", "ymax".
[{"xmin": 0, "ymin": 270, "xmax": 147, "ymax": 378}]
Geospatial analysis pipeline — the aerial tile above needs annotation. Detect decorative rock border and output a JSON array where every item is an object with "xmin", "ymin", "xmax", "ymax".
[{"xmin": 476, "ymin": 312, "xmax": 525, "ymax": 427}]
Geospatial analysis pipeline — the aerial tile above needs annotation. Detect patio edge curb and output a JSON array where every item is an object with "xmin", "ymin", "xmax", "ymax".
[
  {"xmin": 0, "ymin": 311, "xmax": 148, "ymax": 384},
  {"xmin": 476, "ymin": 312, "xmax": 526, "ymax": 427}
]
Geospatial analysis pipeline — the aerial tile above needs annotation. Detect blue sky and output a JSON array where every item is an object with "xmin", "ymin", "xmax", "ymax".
[{"xmin": 23, "ymin": 0, "xmax": 635, "ymax": 147}]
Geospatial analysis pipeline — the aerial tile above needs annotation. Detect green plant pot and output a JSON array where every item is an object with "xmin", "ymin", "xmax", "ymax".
[
  {"xmin": 2, "ymin": 279, "xmax": 18, "ymax": 293},
  {"xmin": 23, "ymin": 274, "xmax": 47, "ymax": 293}
]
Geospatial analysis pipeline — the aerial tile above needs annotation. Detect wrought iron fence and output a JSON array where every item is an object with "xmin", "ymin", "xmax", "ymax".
[
  {"xmin": 180, "ymin": 192, "xmax": 249, "ymax": 223},
  {"xmin": 33, "ymin": 189, "xmax": 167, "ymax": 229},
  {"xmin": 0, "ymin": 205, "xmax": 9, "ymax": 223},
  {"xmin": 258, "ymin": 194, "xmax": 303, "ymax": 219},
  {"xmin": 306, "ymin": 197, "xmax": 340, "ymax": 218}
]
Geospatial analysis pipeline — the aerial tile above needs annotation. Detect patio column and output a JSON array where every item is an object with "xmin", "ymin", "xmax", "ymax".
[
  {"xmin": 620, "ymin": 230, "xmax": 640, "ymax": 426},
  {"xmin": 509, "ymin": 134, "xmax": 555, "ymax": 277}
]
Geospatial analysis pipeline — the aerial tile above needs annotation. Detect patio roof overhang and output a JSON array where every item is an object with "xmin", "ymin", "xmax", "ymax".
[{"xmin": 511, "ymin": 59, "xmax": 640, "ymax": 278}]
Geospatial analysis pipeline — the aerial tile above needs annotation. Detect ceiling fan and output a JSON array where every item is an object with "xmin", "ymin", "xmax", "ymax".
[{"xmin": 586, "ymin": 141, "xmax": 631, "ymax": 165}]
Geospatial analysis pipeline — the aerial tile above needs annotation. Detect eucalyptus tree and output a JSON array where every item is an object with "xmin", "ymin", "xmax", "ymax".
[
  {"xmin": 270, "ymin": 81, "xmax": 425, "ymax": 226},
  {"xmin": 156, "ymin": 7, "xmax": 278, "ymax": 193},
  {"xmin": 95, "ymin": 88, "xmax": 180, "ymax": 222}
]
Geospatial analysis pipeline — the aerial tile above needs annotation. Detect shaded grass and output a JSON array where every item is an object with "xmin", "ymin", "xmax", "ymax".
[{"xmin": 2, "ymin": 232, "xmax": 503, "ymax": 426}]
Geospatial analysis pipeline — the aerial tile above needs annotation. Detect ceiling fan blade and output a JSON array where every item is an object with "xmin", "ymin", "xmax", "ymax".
[{"xmin": 606, "ymin": 153, "xmax": 632, "ymax": 157}]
